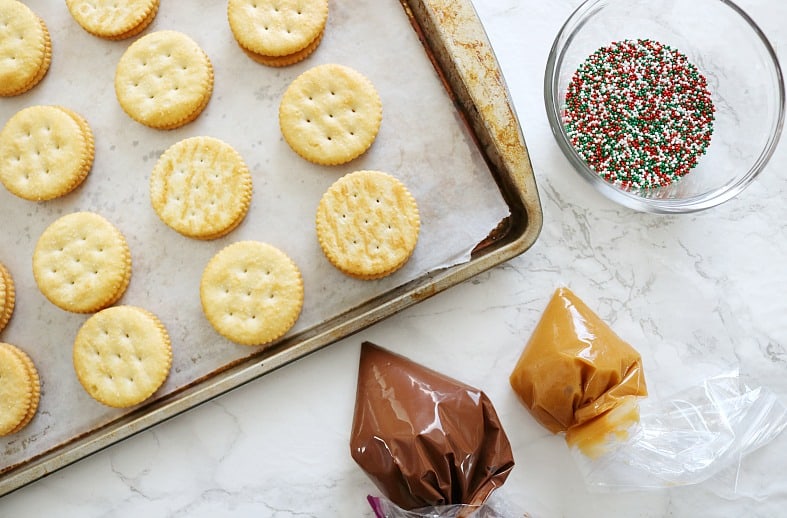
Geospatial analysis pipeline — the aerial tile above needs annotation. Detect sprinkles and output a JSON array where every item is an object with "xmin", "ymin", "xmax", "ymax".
[{"xmin": 563, "ymin": 39, "xmax": 715, "ymax": 190}]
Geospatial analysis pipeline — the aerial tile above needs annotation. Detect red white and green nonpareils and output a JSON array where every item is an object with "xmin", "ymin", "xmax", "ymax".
[{"xmin": 563, "ymin": 39, "xmax": 715, "ymax": 190}]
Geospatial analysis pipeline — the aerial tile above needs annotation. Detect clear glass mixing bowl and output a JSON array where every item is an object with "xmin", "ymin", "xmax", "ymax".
[{"xmin": 545, "ymin": 0, "xmax": 785, "ymax": 213}]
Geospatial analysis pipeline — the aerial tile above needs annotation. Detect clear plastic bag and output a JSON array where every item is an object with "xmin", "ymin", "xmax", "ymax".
[
  {"xmin": 570, "ymin": 372, "xmax": 787, "ymax": 494},
  {"xmin": 367, "ymin": 495, "xmax": 527, "ymax": 518}
]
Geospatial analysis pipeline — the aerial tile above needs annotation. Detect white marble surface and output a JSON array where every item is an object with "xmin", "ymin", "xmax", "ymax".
[{"xmin": 3, "ymin": 0, "xmax": 787, "ymax": 516}]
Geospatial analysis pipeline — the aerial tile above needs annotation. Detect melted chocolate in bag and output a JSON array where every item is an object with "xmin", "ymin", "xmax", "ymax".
[{"xmin": 350, "ymin": 342, "xmax": 514, "ymax": 510}]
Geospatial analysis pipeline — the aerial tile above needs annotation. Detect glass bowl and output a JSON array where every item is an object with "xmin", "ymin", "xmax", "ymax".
[{"xmin": 545, "ymin": 0, "xmax": 785, "ymax": 213}]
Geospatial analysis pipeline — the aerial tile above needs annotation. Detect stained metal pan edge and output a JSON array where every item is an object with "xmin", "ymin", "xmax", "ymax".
[{"xmin": 0, "ymin": 0, "xmax": 542, "ymax": 497}]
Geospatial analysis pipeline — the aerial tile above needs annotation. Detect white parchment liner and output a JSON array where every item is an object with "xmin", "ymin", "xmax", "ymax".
[{"xmin": 0, "ymin": 0, "xmax": 509, "ymax": 469}]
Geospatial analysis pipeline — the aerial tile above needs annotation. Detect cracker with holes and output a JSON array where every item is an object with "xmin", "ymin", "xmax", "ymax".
[
  {"xmin": 316, "ymin": 170, "xmax": 420, "ymax": 279},
  {"xmin": 73, "ymin": 305, "xmax": 171, "ymax": 408},
  {"xmin": 0, "ymin": 342, "xmax": 40, "ymax": 436},
  {"xmin": 33, "ymin": 212, "xmax": 131, "ymax": 314},
  {"xmin": 0, "ymin": 0, "xmax": 51, "ymax": 97},
  {"xmin": 0, "ymin": 105, "xmax": 94, "ymax": 201},
  {"xmin": 150, "ymin": 136, "xmax": 253, "ymax": 240},
  {"xmin": 279, "ymin": 63, "xmax": 382, "ymax": 165},
  {"xmin": 228, "ymin": 0, "xmax": 328, "ymax": 67},
  {"xmin": 200, "ymin": 241, "xmax": 303, "ymax": 347},
  {"xmin": 114, "ymin": 30, "xmax": 213, "ymax": 129},
  {"xmin": 66, "ymin": 0, "xmax": 160, "ymax": 40},
  {"xmin": 0, "ymin": 261, "xmax": 16, "ymax": 334}
]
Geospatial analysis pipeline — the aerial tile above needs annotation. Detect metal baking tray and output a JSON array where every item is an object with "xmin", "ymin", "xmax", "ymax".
[{"xmin": 0, "ymin": 0, "xmax": 541, "ymax": 496}]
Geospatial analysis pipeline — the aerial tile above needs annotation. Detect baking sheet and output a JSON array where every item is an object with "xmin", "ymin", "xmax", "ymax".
[{"xmin": 0, "ymin": 0, "xmax": 511, "ymax": 481}]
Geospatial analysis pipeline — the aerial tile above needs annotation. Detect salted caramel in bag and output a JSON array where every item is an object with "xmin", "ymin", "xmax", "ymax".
[
  {"xmin": 510, "ymin": 287, "xmax": 647, "ymax": 455},
  {"xmin": 351, "ymin": 342, "xmax": 514, "ymax": 510}
]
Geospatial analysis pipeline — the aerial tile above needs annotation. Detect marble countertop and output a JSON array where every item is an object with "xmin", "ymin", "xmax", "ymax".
[{"xmin": 3, "ymin": 0, "xmax": 786, "ymax": 516}]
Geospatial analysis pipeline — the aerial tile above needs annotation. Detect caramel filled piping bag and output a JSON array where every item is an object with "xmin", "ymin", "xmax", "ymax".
[
  {"xmin": 510, "ymin": 287, "xmax": 647, "ymax": 437},
  {"xmin": 351, "ymin": 342, "xmax": 514, "ymax": 510}
]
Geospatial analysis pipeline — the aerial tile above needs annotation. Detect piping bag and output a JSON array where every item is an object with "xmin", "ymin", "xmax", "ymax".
[
  {"xmin": 510, "ymin": 287, "xmax": 787, "ymax": 493},
  {"xmin": 509, "ymin": 286, "xmax": 648, "ymax": 457},
  {"xmin": 351, "ymin": 342, "xmax": 515, "ymax": 516}
]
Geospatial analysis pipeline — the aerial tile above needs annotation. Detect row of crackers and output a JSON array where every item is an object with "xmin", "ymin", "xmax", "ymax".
[{"xmin": 1, "ymin": 0, "xmax": 421, "ymax": 435}]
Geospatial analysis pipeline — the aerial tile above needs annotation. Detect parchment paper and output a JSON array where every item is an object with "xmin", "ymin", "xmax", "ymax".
[{"xmin": 0, "ymin": 0, "xmax": 509, "ymax": 471}]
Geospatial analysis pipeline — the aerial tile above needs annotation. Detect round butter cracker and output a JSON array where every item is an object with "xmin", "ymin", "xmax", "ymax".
[
  {"xmin": 228, "ymin": 0, "xmax": 327, "ymax": 65},
  {"xmin": 200, "ymin": 241, "xmax": 304, "ymax": 347},
  {"xmin": 0, "ymin": 0, "xmax": 51, "ymax": 97},
  {"xmin": 0, "ymin": 105, "xmax": 94, "ymax": 201},
  {"xmin": 115, "ymin": 30, "xmax": 213, "ymax": 130},
  {"xmin": 316, "ymin": 170, "xmax": 420, "ymax": 279},
  {"xmin": 0, "ymin": 342, "xmax": 40, "ymax": 436},
  {"xmin": 150, "ymin": 136, "xmax": 253, "ymax": 240},
  {"xmin": 66, "ymin": 0, "xmax": 160, "ymax": 40},
  {"xmin": 73, "ymin": 305, "xmax": 171, "ymax": 408},
  {"xmin": 33, "ymin": 212, "xmax": 132, "ymax": 313},
  {"xmin": 279, "ymin": 64, "xmax": 382, "ymax": 165},
  {"xmin": 0, "ymin": 261, "xmax": 16, "ymax": 334},
  {"xmin": 241, "ymin": 28, "xmax": 324, "ymax": 68}
]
